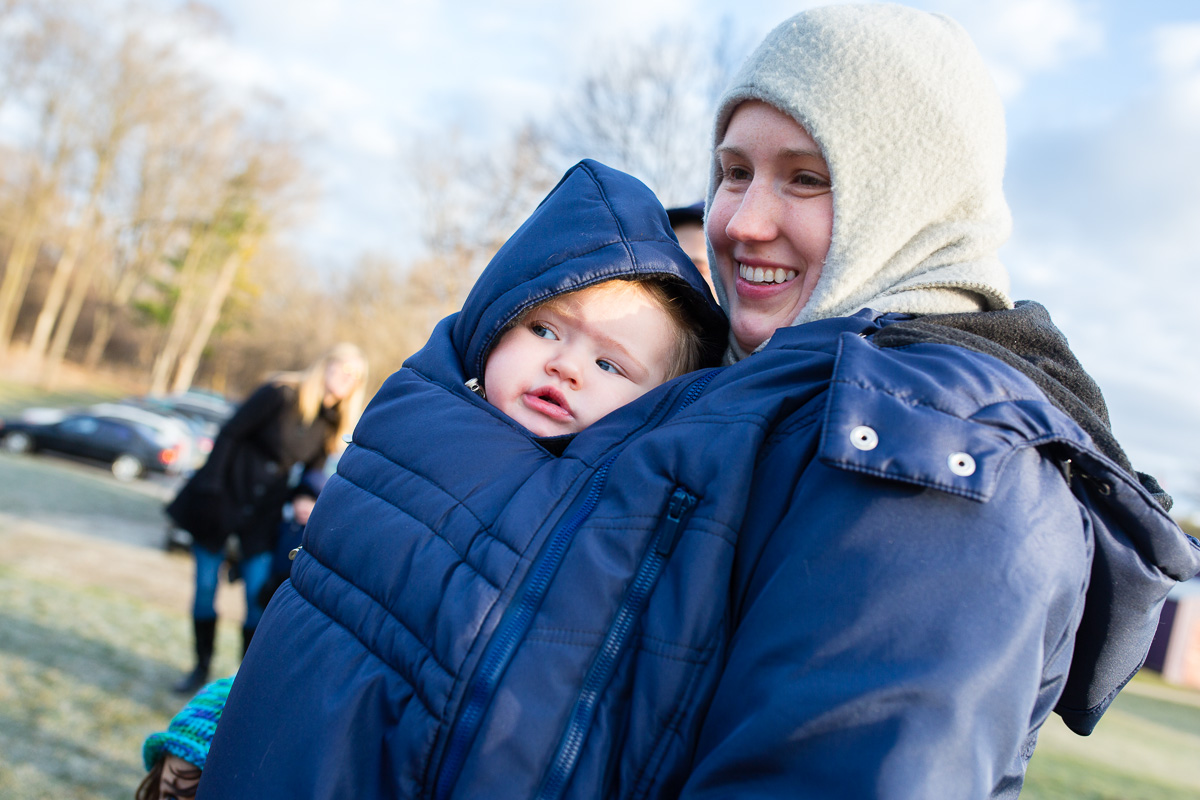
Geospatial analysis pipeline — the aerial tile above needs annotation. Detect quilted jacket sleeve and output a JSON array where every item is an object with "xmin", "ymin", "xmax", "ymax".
[{"xmin": 680, "ymin": 438, "xmax": 1091, "ymax": 799}]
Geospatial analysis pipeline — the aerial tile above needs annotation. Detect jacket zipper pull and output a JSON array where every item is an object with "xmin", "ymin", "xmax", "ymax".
[
  {"xmin": 655, "ymin": 488, "xmax": 697, "ymax": 557},
  {"xmin": 289, "ymin": 546, "xmax": 303, "ymax": 561},
  {"xmin": 465, "ymin": 378, "xmax": 487, "ymax": 399}
]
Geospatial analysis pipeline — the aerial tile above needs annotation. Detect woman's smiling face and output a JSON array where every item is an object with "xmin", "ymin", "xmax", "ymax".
[{"xmin": 708, "ymin": 101, "xmax": 834, "ymax": 354}]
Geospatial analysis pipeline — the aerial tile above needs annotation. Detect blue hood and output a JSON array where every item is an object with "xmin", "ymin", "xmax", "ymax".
[{"xmin": 451, "ymin": 159, "xmax": 727, "ymax": 380}]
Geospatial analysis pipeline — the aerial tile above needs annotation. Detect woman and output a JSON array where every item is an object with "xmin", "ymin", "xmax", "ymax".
[
  {"xmin": 201, "ymin": 6, "xmax": 1199, "ymax": 799},
  {"xmin": 681, "ymin": 7, "xmax": 1197, "ymax": 796},
  {"xmin": 167, "ymin": 343, "xmax": 367, "ymax": 694}
]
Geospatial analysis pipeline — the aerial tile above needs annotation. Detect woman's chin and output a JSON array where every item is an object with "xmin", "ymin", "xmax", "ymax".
[{"xmin": 733, "ymin": 314, "xmax": 792, "ymax": 354}]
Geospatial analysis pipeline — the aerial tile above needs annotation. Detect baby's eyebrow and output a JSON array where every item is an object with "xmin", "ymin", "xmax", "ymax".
[
  {"xmin": 592, "ymin": 331, "xmax": 647, "ymax": 377},
  {"xmin": 559, "ymin": 310, "xmax": 647, "ymax": 378}
]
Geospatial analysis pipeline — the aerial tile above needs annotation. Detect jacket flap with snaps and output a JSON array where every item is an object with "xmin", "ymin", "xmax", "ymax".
[{"xmin": 818, "ymin": 331, "xmax": 1087, "ymax": 502}]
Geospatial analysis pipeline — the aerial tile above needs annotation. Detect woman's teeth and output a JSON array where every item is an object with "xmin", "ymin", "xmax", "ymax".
[{"xmin": 738, "ymin": 263, "xmax": 798, "ymax": 284}]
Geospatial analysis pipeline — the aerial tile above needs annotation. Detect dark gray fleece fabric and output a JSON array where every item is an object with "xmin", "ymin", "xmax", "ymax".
[{"xmin": 875, "ymin": 300, "xmax": 1172, "ymax": 512}]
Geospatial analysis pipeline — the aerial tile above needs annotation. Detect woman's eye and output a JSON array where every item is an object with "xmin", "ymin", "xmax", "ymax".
[
  {"xmin": 531, "ymin": 323, "xmax": 557, "ymax": 340},
  {"xmin": 596, "ymin": 359, "xmax": 621, "ymax": 375},
  {"xmin": 725, "ymin": 165, "xmax": 751, "ymax": 182},
  {"xmin": 795, "ymin": 171, "xmax": 830, "ymax": 188}
]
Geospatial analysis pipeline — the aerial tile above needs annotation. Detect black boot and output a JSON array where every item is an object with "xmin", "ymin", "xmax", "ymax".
[
  {"xmin": 173, "ymin": 617, "xmax": 217, "ymax": 694},
  {"xmin": 242, "ymin": 625, "xmax": 256, "ymax": 657}
]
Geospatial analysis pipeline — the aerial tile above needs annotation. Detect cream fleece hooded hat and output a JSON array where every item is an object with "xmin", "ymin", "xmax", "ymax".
[{"xmin": 707, "ymin": 3, "xmax": 1014, "ymax": 360}]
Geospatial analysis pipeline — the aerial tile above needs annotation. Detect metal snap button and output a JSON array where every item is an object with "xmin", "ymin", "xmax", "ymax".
[
  {"xmin": 948, "ymin": 452, "xmax": 976, "ymax": 476},
  {"xmin": 850, "ymin": 426, "xmax": 878, "ymax": 451}
]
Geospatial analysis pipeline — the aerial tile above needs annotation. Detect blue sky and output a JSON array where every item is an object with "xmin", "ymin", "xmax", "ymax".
[{"xmin": 141, "ymin": 0, "xmax": 1200, "ymax": 513}]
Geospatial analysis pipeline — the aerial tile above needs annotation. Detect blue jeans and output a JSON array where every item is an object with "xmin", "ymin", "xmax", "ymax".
[{"xmin": 191, "ymin": 544, "xmax": 273, "ymax": 628}]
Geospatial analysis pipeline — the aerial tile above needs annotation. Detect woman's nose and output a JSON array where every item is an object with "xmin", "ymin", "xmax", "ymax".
[{"xmin": 725, "ymin": 181, "xmax": 778, "ymax": 243}]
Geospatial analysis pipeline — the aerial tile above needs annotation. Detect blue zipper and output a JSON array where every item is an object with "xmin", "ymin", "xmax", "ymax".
[
  {"xmin": 679, "ymin": 367, "xmax": 719, "ymax": 409},
  {"xmin": 434, "ymin": 455, "xmax": 617, "ymax": 800},
  {"xmin": 433, "ymin": 368, "xmax": 718, "ymax": 800},
  {"xmin": 534, "ymin": 370, "xmax": 716, "ymax": 799},
  {"xmin": 536, "ymin": 487, "xmax": 698, "ymax": 800}
]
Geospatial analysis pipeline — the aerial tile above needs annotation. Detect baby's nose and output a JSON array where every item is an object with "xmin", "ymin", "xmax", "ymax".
[{"xmin": 547, "ymin": 352, "xmax": 583, "ymax": 384}]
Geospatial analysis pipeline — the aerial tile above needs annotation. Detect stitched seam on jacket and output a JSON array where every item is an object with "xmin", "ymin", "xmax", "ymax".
[
  {"xmin": 825, "ymin": 433, "xmax": 1071, "ymax": 500},
  {"xmin": 293, "ymin": 555, "xmax": 447, "ymax": 720},
  {"xmin": 630, "ymin": 622, "xmax": 724, "ymax": 799},
  {"xmin": 587, "ymin": 161, "xmax": 638, "ymax": 270},
  {"xmin": 335, "ymin": 474, "xmax": 503, "ymax": 592},
  {"xmin": 832, "ymin": 374, "xmax": 1042, "ymax": 422},
  {"xmin": 872, "ymin": 340, "xmax": 1030, "ymax": 404},
  {"xmin": 654, "ymin": 411, "xmax": 773, "ymax": 430},
  {"xmin": 522, "ymin": 628, "xmax": 712, "ymax": 660},
  {"xmin": 584, "ymin": 518, "xmax": 737, "ymax": 549},
  {"xmin": 764, "ymin": 405, "xmax": 824, "ymax": 449},
  {"xmin": 343, "ymin": 442, "xmax": 525, "ymax": 566},
  {"xmin": 348, "ymin": 440, "xmax": 513, "ymax": 555}
]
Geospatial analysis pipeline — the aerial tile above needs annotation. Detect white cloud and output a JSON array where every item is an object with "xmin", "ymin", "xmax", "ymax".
[
  {"xmin": 1154, "ymin": 21, "xmax": 1200, "ymax": 74},
  {"xmin": 1002, "ymin": 13, "xmax": 1200, "ymax": 508},
  {"xmin": 172, "ymin": 26, "xmax": 280, "ymax": 99},
  {"xmin": 345, "ymin": 118, "xmax": 398, "ymax": 159},
  {"xmin": 1152, "ymin": 23, "xmax": 1200, "ymax": 127},
  {"xmin": 937, "ymin": 0, "xmax": 1103, "ymax": 99}
]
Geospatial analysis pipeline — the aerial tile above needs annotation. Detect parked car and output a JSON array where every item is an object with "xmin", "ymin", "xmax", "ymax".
[
  {"xmin": 0, "ymin": 411, "xmax": 185, "ymax": 481},
  {"xmin": 88, "ymin": 401, "xmax": 205, "ymax": 472},
  {"xmin": 126, "ymin": 393, "xmax": 235, "ymax": 465},
  {"xmin": 158, "ymin": 391, "xmax": 235, "ymax": 427}
]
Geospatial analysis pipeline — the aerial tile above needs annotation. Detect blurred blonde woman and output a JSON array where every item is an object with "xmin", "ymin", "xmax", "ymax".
[{"xmin": 167, "ymin": 343, "xmax": 368, "ymax": 693}]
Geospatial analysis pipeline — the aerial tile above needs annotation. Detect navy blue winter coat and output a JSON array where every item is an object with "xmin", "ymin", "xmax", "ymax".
[{"xmin": 200, "ymin": 161, "xmax": 1200, "ymax": 799}]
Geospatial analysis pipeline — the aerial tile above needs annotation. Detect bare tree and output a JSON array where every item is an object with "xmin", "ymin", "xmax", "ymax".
[
  {"xmin": 83, "ymin": 50, "xmax": 219, "ymax": 368},
  {"xmin": 0, "ymin": 2, "xmax": 84, "ymax": 354},
  {"xmin": 0, "ymin": 140, "xmax": 69, "ymax": 352},
  {"xmin": 33, "ymin": 29, "xmax": 185, "ymax": 381},
  {"xmin": 402, "ymin": 122, "xmax": 560, "ymax": 316},
  {"xmin": 169, "ymin": 172, "xmax": 267, "ymax": 394},
  {"xmin": 0, "ymin": 0, "xmax": 51, "ymax": 112},
  {"xmin": 547, "ymin": 24, "xmax": 749, "ymax": 206},
  {"xmin": 149, "ymin": 122, "xmax": 310, "ymax": 395}
]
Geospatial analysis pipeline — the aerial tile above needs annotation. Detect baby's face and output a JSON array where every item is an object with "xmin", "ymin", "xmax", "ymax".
[{"xmin": 483, "ymin": 282, "xmax": 678, "ymax": 437}]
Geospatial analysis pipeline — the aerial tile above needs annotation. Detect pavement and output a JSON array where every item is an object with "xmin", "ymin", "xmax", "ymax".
[{"xmin": 0, "ymin": 450, "xmax": 182, "ymax": 550}]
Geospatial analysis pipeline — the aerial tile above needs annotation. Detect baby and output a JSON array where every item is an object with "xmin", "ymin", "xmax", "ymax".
[
  {"xmin": 197, "ymin": 159, "xmax": 728, "ymax": 795},
  {"xmin": 474, "ymin": 276, "xmax": 707, "ymax": 437}
]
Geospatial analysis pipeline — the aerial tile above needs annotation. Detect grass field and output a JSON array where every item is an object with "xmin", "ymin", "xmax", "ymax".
[
  {"xmin": 0, "ymin": 378, "xmax": 127, "ymax": 419},
  {"xmin": 0, "ymin": 520, "xmax": 245, "ymax": 799}
]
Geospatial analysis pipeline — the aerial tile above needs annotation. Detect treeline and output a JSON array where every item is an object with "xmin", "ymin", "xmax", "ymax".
[{"xmin": 0, "ymin": 0, "xmax": 736, "ymax": 398}]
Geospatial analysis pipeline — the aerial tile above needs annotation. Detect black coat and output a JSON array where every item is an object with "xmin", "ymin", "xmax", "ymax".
[{"xmin": 167, "ymin": 383, "xmax": 335, "ymax": 557}]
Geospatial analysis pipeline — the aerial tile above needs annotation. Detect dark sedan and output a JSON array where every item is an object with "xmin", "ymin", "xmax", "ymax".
[{"xmin": 0, "ymin": 412, "xmax": 184, "ymax": 481}]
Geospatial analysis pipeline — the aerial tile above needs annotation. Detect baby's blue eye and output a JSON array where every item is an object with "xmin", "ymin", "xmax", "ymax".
[
  {"xmin": 531, "ymin": 323, "xmax": 557, "ymax": 340},
  {"xmin": 596, "ymin": 359, "xmax": 620, "ymax": 374}
]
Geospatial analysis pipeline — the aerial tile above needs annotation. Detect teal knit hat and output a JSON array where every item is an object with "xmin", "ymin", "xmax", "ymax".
[{"xmin": 142, "ymin": 676, "xmax": 234, "ymax": 771}]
